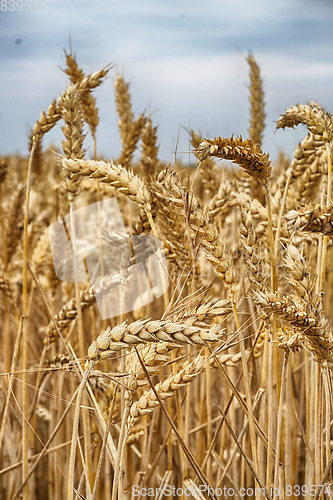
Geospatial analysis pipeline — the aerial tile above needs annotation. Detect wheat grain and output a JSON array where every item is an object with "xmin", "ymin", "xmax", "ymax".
[
  {"xmin": 62, "ymin": 49, "xmax": 85, "ymax": 83},
  {"xmin": 125, "ymin": 342, "xmax": 175, "ymax": 390},
  {"xmin": 5, "ymin": 183, "xmax": 25, "ymax": 264},
  {"xmin": 45, "ymin": 271, "xmax": 132, "ymax": 344},
  {"xmin": 238, "ymin": 206, "xmax": 269, "ymax": 290},
  {"xmin": 154, "ymin": 169, "xmax": 237, "ymax": 284},
  {"xmin": 62, "ymin": 51, "xmax": 103, "ymax": 142},
  {"xmin": 0, "ymin": 269, "xmax": 14, "ymax": 303}
]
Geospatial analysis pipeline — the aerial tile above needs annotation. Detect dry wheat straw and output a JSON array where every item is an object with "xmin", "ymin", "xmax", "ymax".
[{"xmin": 59, "ymin": 81, "xmax": 96, "ymax": 494}]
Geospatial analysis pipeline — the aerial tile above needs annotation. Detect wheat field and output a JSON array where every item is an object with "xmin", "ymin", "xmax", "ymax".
[{"xmin": 1, "ymin": 50, "xmax": 333, "ymax": 500}]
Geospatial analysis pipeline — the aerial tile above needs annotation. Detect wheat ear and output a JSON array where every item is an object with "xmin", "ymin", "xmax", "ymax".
[
  {"xmin": 246, "ymin": 52, "xmax": 266, "ymax": 147},
  {"xmin": 196, "ymin": 135, "xmax": 271, "ymax": 184},
  {"xmin": 60, "ymin": 158, "xmax": 152, "ymax": 212},
  {"xmin": 141, "ymin": 117, "xmax": 160, "ymax": 179},
  {"xmin": 87, "ymin": 320, "xmax": 224, "ymax": 361},
  {"xmin": 128, "ymin": 352, "xmax": 206, "ymax": 425},
  {"xmin": 276, "ymin": 102, "xmax": 333, "ymax": 141},
  {"xmin": 253, "ymin": 288, "xmax": 333, "ymax": 367},
  {"xmin": 286, "ymin": 205, "xmax": 333, "ymax": 236}
]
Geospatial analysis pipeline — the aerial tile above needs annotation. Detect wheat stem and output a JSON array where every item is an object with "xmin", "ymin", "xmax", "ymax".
[
  {"xmin": 67, "ymin": 363, "xmax": 94, "ymax": 500},
  {"xmin": 262, "ymin": 183, "xmax": 277, "ymax": 291},
  {"xmin": 21, "ymin": 138, "xmax": 37, "ymax": 500},
  {"xmin": 229, "ymin": 290, "xmax": 260, "ymax": 489},
  {"xmin": 111, "ymin": 400, "xmax": 131, "ymax": 500},
  {"xmin": 216, "ymin": 401, "xmax": 273, "ymax": 500},
  {"xmin": 0, "ymin": 316, "xmax": 23, "ymax": 458},
  {"xmin": 320, "ymin": 143, "xmax": 333, "ymax": 290},
  {"xmin": 91, "ymin": 385, "xmax": 118, "ymax": 500},
  {"xmin": 146, "ymin": 210, "xmax": 169, "ymax": 310},
  {"xmin": 322, "ymin": 368, "xmax": 331, "ymax": 472},
  {"xmin": 273, "ymin": 349, "xmax": 289, "ymax": 497},
  {"xmin": 69, "ymin": 199, "xmax": 94, "ymax": 494}
]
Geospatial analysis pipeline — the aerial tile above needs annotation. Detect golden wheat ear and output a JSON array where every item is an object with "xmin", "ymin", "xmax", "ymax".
[
  {"xmin": 87, "ymin": 319, "xmax": 225, "ymax": 362},
  {"xmin": 246, "ymin": 52, "xmax": 266, "ymax": 147},
  {"xmin": 276, "ymin": 102, "xmax": 333, "ymax": 141},
  {"xmin": 286, "ymin": 204, "xmax": 333, "ymax": 236},
  {"xmin": 196, "ymin": 135, "xmax": 271, "ymax": 184}
]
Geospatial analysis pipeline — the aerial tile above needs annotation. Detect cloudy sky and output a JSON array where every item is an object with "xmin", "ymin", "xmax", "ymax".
[{"xmin": 1, "ymin": 0, "xmax": 333, "ymax": 165}]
